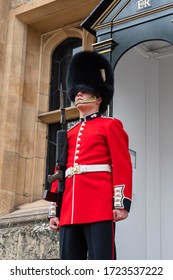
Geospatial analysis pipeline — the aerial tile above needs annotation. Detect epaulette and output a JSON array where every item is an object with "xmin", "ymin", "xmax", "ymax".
[
  {"xmin": 101, "ymin": 116, "xmax": 115, "ymax": 120},
  {"xmin": 67, "ymin": 121, "xmax": 80, "ymax": 132}
]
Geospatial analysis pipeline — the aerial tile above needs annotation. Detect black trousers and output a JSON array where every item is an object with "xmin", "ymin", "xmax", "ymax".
[{"xmin": 60, "ymin": 221, "xmax": 116, "ymax": 260}]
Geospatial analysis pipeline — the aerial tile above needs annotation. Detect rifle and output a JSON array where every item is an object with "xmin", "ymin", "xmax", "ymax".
[{"xmin": 43, "ymin": 84, "xmax": 67, "ymax": 218}]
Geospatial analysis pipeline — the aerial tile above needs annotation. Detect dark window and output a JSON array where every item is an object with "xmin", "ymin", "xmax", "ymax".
[{"xmin": 45, "ymin": 38, "xmax": 82, "ymax": 190}]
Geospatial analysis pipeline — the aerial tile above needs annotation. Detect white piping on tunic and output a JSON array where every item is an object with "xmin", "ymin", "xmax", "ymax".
[
  {"xmin": 70, "ymin": 122, "xmax": 84, "ymax": 224},
  {"xmin": 71, "ymin": 175, "xmax": 76, "ymax": 224}
]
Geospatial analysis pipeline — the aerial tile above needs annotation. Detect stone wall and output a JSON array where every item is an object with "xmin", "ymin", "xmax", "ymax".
[
  {"xmin": 10, "ymin": 0, "xmax": 33, "ymax": 9},
  {"xmin": 0, "ymin": 200, "xmax": 60, "ymax": 260},
  {"xmin": 0, "ymin": 0, "xmax": 98, "ymax": 217}
]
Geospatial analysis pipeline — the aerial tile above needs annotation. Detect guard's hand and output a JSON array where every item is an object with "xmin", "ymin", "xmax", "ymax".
[
  {"xmin": 113, "ymin": 208, "xmax": 128, "ymax": 222},
  {"xmin": 49, "ymin": 217, "xmax": 60, "ymax": 231}
]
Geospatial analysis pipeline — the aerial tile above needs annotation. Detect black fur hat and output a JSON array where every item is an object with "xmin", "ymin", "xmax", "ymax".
[{"xmin": 66, "ymin": 51, "xmax": 114, "ymax": 114}]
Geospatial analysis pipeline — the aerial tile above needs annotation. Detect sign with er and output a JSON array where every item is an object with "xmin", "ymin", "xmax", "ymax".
[{"xmin": 137, "ymin": 0, "xmax": 152, "ymax": 10}]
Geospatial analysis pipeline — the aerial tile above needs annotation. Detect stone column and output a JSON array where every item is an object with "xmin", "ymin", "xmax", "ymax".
[{"xmin": 0, "ymin": 7, "xmax": 27, "ymax": 215}]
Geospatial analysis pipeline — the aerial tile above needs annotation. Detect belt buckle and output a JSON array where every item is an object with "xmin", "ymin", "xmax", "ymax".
[{"xmin": 72, "ymin": 165, "xmax": 81, "ymax": 176}]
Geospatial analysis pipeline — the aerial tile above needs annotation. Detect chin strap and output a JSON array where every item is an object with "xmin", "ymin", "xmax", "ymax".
[{"xmin": 74, "ymin": 96, "xmax": 97, "ymax": 106}]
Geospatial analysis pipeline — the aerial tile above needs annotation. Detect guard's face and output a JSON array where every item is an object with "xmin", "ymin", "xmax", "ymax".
[
  {"xmin": 74, "ymin": 92, "xmax": 94, "ymax": 105},
  {"xmin": 74, "ymin": 92, "xmax": 102, "ymax": 117}
]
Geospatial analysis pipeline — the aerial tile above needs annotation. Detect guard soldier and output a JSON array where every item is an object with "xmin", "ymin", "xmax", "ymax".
[{"xmin": 49, "ymin": 51, "xmax": 132, "ymax": 260}]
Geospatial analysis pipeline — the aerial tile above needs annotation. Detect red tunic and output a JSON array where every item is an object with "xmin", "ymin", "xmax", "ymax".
[{"xmin": 51, "ymin": 115, "xmax": 132, "ymax": 226}]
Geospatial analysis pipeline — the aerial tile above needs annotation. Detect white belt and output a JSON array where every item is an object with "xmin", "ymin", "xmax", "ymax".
[{"xmin": 65, "ymin": 164, "xmax": 111, "ymax": 178}]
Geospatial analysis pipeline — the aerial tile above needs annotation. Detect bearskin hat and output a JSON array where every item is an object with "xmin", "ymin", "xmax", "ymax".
[{"xmin": 66, "ymin": 51, "xmax": 114, "ymax": 114}]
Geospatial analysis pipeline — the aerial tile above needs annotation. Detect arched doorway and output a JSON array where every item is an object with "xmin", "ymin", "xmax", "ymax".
[{"xmin": 114, "ymin": 40, "xmax": 173, "ymax": 259}]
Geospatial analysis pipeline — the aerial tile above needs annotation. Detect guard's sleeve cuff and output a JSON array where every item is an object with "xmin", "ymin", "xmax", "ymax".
[
  {"xmin": 48, "ymin": 202, "xmax": 58, "ymax": 220},
  {"xmin": 113, "ymin": 185, "xmax": 132, "ymax": 212}
]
